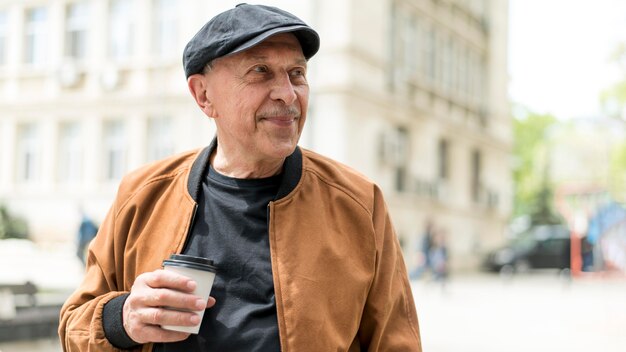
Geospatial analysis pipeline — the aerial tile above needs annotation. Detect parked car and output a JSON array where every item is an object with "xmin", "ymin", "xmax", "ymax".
[{"xmin": 483, "ymin": 224, "xmax": 571, "ymax": 275}]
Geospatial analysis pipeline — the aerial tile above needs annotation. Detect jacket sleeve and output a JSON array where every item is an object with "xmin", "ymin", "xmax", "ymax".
[
  {"xmin": 358, "ymin": 185, "xmax": 422, "ymax": 351},
  {"xmin": 58, "ymin": 196, "xmax": 143, "ymax": 352}
]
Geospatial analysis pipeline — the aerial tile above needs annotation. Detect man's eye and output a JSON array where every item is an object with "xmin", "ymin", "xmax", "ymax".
[
  {"xmin": 291, "ymin": 69, "xmax": 306, "ymax": 77},
  {"xmin": 253, "ymin": 66, "xmax": 268, "ymax": 73}
]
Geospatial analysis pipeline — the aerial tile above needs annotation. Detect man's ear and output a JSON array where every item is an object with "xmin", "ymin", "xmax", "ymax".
[{"xmin": 187, "ymin": 75, "xmax": 216, "ymax": 117}]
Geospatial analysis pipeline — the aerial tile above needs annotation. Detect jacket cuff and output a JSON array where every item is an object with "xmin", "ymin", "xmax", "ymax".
[{"xmin": 103, "ymin": 293, "xmax": 141, "ymax": 350}]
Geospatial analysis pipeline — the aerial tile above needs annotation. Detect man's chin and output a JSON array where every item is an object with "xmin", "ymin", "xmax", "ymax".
[{"xmin": 266, "ymin": 140, "xmax": 299, "ymax": 158}]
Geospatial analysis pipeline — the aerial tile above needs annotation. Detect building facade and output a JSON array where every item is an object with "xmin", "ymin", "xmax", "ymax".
[{"xmin": 0, "ymin": 0, "xmax": 511, "ymax": 270}]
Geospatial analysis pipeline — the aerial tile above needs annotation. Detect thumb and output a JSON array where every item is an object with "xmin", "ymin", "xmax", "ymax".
[{"xmin": 206, "ymin": 296, "xmax": 216, "ymax": 308}]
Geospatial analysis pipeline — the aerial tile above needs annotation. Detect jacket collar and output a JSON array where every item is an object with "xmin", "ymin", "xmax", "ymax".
[{"xmin": 187, "ymin": 137, "xmax": 303, "ymax": 202}]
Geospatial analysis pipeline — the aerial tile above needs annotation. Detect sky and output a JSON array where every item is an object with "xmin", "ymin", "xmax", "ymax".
[{"xmin": 508, "ymin": 0, "xmax": 626, "ymax": 119}]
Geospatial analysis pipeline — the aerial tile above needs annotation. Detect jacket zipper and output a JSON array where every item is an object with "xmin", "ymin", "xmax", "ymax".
[
  {"xmin": 180, "ymin": 203, "xmax": 198, "ymax": 253},
  {"xmin": 267, "ymin": 201, "xmax": 286, "ymax": 351}
]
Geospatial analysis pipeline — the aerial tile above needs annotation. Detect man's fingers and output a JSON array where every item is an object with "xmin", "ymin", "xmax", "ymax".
[
  {"xmin": 141, "ymin": 307, "xmax": 201, "ymax": 327},
  {"xmin": 141, "ymin": 270, "xmax": 196, "ymax": 292},
  {"xmin": 206, "ymin": 296, "xmax": 216, "ymax": 308},
  {"xmin": 138, "ymin": 288, "xmax": 205, "ymax": 311}
]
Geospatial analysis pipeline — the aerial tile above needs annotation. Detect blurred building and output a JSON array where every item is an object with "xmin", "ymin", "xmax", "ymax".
[{"xmin": 0, "ymin": 0, "xmax": 511, "ymax": 270}]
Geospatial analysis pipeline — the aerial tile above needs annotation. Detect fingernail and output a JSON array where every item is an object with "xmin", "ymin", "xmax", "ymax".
[
  {"xmin": 190, "ymin": 314, "xmax": 200, "ymax": 324},
  {"xmin": 187, "ymin": 281, "xmax": 196, "ymax": 290},
  {"xmin": 195, "ymin": 299, "xmax": 205, "ymax": 310}
]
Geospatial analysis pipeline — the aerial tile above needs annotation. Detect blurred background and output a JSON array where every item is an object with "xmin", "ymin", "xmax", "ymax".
[{"xmin": 0, "ymin": 0, "xmax": 624, "ymax": 351}]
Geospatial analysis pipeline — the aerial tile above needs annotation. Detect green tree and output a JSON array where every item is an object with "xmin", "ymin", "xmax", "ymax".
[
  {"xmin": 512, "ymin": 109, "xmax": 562, "ymax": 224},
  {"xmin": 609, "ymin": 142, "xmax": 626, "ymax": 200},
  {"xmin": 0, "ymin": 204, "xmax": 29, "ymax": 240},
  {"xmin": 600, "ymin": 42, "xmax": 626, "ymax": 120},
  {"xmin": 601, "ymin": 42, "xmax": 626, "ymax": 201}
]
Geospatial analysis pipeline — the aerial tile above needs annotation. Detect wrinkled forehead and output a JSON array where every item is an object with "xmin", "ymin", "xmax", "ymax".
[
  {"xmin": 214, "ymin": 33, "xmax": 306, "ymax": 68},
  {"xmin": 234, "ymin": 33, "xmax": 304, "ymax": 59}
]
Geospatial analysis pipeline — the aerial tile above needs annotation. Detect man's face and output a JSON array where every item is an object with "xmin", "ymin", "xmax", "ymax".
[{"xmin": 203, "ymin": 33, "xmax": 309, "ymax": 163}]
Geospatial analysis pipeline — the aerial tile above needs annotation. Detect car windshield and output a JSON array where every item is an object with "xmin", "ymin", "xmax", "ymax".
[
  {"xmin": 510, "ymin": 233, "xmax": 537, "ymax": 251},
  {"xmin": 509, "ymin": 225, "xmax": 569, "ymax": 251}
]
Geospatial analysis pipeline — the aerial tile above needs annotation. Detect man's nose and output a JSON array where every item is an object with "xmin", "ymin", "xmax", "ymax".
[{"xmin": 269, "ymin": 72, "xmax": 297, "ymax": 105}]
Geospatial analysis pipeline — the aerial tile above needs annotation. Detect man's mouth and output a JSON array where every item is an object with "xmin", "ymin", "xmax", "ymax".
[
  {"xmin": 261, "ymin": 116, "xmax": 298, "ymax": 126},
  {"xmin": 258, "ymin": 107, "xmax": 300, "ymax": 126}
]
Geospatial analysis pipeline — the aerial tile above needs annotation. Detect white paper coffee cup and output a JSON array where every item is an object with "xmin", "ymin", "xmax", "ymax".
[{"xmin": 160, "ymin": 254, "xmax": 217, "ymax": 334}]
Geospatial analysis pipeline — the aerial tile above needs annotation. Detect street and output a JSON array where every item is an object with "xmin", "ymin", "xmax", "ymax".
[{"xmin": 1, "ymin": 270, "xmax": 625, "ymax": 352}]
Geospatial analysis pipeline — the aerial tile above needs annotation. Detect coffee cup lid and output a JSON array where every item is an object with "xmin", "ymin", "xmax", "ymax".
[{"xmin": 163, "ymin": 254, "xmax": 217, "ymax": 272}]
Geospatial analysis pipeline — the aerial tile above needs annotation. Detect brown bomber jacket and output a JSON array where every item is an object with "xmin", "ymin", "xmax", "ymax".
[{"xmin": 59, "ymin": 142, "xmax": 422, "ymax": 351}]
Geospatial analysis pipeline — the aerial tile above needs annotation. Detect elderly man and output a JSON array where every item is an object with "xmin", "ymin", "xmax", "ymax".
[{"xmin": 59, "ymin": 4, "xmax": 421, "ymax": 351}]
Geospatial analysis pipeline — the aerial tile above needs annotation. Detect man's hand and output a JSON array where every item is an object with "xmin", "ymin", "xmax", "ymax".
[{"xmin": 122, "ymin": 269, "xmax": 216, "ymax": 344}]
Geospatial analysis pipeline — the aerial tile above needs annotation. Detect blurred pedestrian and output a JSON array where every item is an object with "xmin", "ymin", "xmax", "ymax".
[
  {"xmin": 76, "ymin": 208, "xmax": 98, "ymax": 266},
  {"xmin": 429, "ymin": 229, "xmax": 449, "ymax": 282},
  {"xmin": 411, "ymin": 219, "xmax": 436, "ymax": 279},
  {"xmin": 581, "ymin": 235, "xmax": 594, "ymax": 272}
]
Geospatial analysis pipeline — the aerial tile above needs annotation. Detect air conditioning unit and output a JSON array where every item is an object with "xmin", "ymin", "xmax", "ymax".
[
  {"xmin": 57, "ymin": 62, "xmax": 81, "ymax": 88},
  {"xmin": 100, "ymin": 65, "xmax": 121, "ymax": 90}
]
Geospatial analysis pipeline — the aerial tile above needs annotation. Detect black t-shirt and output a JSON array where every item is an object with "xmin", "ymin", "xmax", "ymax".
[{"xmin": 154, "ymin": 165, "xmax": 281, "ymax": 351}]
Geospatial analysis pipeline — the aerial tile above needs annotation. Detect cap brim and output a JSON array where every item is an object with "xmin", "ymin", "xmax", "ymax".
[{"xmin": 229, "ymin": 24, "xmax": 320, "ymax": 59}]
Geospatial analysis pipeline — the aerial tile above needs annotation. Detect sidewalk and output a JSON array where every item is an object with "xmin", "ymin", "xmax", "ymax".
[{"xmin": 412, "ymin": 273, "xmax": 626, "ymax": 352}]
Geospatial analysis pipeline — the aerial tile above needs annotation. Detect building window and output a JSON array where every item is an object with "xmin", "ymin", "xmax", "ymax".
[
  {"xmin": 471, "ymin": 149, "xmax": 482, "ymax": 202},
  {"xmin": 109, "ymin": 0, "xmax": 134, "ymax": 60},
  {"xmin": 16, "ymin": 123, "xmax": 40, "ymax": 182},
  {"xmin": 440, "ymin": 35, "xmax": 451, "ymax": 93},
  {"xmin": 403, "ymin": 13, "xmax": 417, "ymax": 79},
  {"xmin": 65, "ymin": 2, "xmax": 89, "ymax": 60},
  {"xmin": 152, "ymin": 0, "xmax": 178, "ymax": 57},
  {"xmin": 468, "ymin": 51, "xmax": 486, "ymax": 106},
  {"xmin": 454, "ymin": 43, "xmax": 467, "ymax": 99},
  {"xmin": 103, "ymin": 120, "xmax": 126, "ymax": 181},
  {"xmin": 438, "ymin": 139, "xmax": 449, "ymax": 181},
  {"xmin": 393, "ymin": 127, "xmax": 409, "ymax": 192},
  {"xmin": 389, "ymin": 3, "xmax": 421, "ymax": 91},
  {"xmin": 58, "ymin": 122, "xmax": 83, "ymax": 183},
  {"xmin": 477, "ymin": 55, "xmax": 486, "ymax": 110},
  {"xmin": 423, "ymin": 26, "xmax": 436, "ymax": 84},
  {"xmin": 0, "ymin": 11, "xmax": 7, "ymax": 65},
  {"xmin": 388, "ymin": 3, "xmax": 400, "ymax": 89},
  {"xmin": 147, "ymin": 116, "xmax": 174, "ymax": 162},
  {"xmin": 459, "ymin": 47, "xmax": 474, "ymax": 102},
  {"xmin": 24, "ymin": 7, "xmax": 48, "ymax": 65}
]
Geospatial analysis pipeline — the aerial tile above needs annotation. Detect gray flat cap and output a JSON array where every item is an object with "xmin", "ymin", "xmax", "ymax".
[{"xmin": 183, "ymin": 3, "xmax": 320, "ymax": 78}]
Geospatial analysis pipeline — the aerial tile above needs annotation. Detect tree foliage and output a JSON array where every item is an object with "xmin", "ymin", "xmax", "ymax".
[
  {"xmin": 602, "ymin": 42, "xmax": 626, "ymax": 200},
  {"xmin": 512, "ymin": 109, "xmax": 562, "ymax": 224},
  {"xmin": 0, "ymin": 204, "xmax": 29, "ymax": 240},
  {"xmin": 601, "ymin": 42, "xmax": 626, "ymax": 119},
  {"xmin": 609, "ymin": 142, "xmax": 626, "ymax": 199}
]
